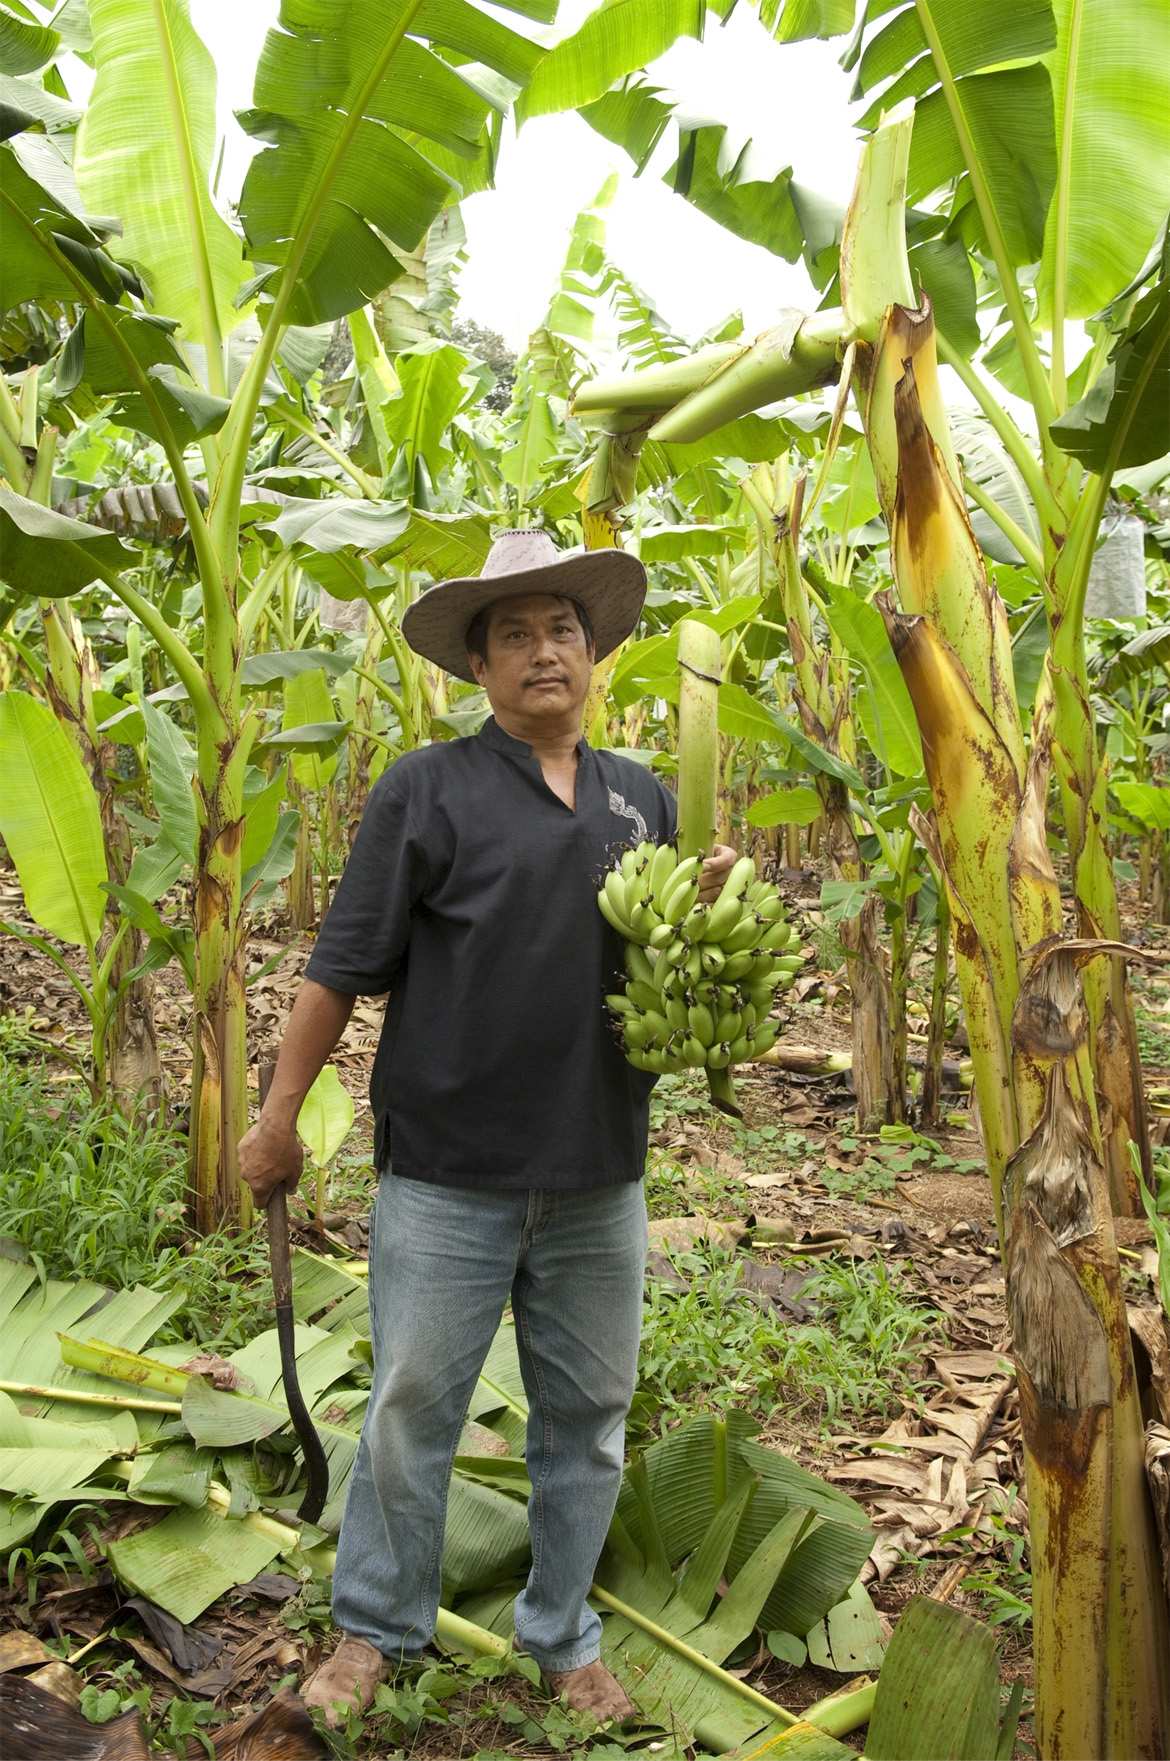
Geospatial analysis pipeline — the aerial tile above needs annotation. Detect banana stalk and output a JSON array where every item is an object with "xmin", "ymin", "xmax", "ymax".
[
  {"xmin": 579, "ymin": 442, "xmax": 627, "ymax": 744},
  {"xmin": 676, "ymin": 619, "xmax": 742, "ymax": 1115},
  {"xmin": 676, "ymin": 619, "xmax": 720, "ymax": 865}
]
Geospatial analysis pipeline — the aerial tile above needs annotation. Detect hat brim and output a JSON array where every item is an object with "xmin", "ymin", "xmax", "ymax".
[{"xmin": 400, "ymin": 549, "xmax": 648, "ymax": 684}]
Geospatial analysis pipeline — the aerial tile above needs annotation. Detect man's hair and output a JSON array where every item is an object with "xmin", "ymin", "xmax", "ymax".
[{"xmin": 465, "ymin": 595, "xmax": 595, "ymax": 663}]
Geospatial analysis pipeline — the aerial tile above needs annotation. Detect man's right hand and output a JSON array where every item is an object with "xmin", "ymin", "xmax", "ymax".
[{"xmin": 238, "ymin": 1117, "xmax": 304, "ymax": 1209}]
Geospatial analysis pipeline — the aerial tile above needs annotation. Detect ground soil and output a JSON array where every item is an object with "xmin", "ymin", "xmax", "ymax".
[{"xmin": 3, "ymin": 861, "xmax": 1169, "ymax": 1759}]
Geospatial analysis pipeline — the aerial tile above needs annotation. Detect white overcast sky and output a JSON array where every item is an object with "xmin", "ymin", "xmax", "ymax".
[{"xmin": 184, "ymin": 0, "xmax": 864, "ymax": 352}]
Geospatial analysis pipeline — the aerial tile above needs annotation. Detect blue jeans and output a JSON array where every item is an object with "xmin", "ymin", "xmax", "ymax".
[{"xmin": 331, "ymin": 1174, "xmax": 648, "ymax": 1672}]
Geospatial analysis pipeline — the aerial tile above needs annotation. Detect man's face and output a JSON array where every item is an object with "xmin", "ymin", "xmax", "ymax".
[{"xmin": 467, "ymin": 592, "xmax": 595, "ymax": 725}]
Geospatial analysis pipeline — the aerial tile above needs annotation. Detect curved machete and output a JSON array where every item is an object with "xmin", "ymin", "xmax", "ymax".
[{"xmin": 259, "ymin": 1064, "xmax": 329, "ymax": 1524}]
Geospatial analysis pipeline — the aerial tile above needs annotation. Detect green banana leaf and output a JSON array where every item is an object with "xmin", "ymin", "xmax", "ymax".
[
  {"xmin": 283, "ymin": 668, "xmax": 341, "ymax": 791},
  {"xmin": 139, "ymin": 697, "xmax": 197, "ymax": 867},
  {"xmin": 851, "ymin": 0, "xmax": 1058, "ymax": 268},
  {"xmin": 1036, "ymin": 0, "xmax": 1170, "ymax": 325},
  {"xmin": 0, "ymin": 1257, "xmax": 182, "ymax": 1545},
  {"xmin": 579, "ymin": 76, "xmax": 805, "ymax": 265},
  {"xmin": 820, "ymin": 589, "xmax": 923, "ymax": 780},
  {"xmin": 0, "ymin": 482, "xmax": 134, "ymax": 597},
  {"xmin": 241, "ymin": 649, "xmax": 356, "ymax": 689},
  {"xmin": 239, "ymin": 772, "xmax": 288, "ymax": 875},
  {"xmin": 0, "ymin": 690, "xmax": 108, "ymax": 949},
  {"xmin": 0, "ymin": 130, "xmax": 131, "ymax": 314},
  {"xmin": 236, "ymin": 0, "xmax": 545, "ymax": 328},
  {"xmin": 0, "ymin": 1389, "xmax": 136, "ymax": 1501},
  {"xmin": 610, "ymin": 1414, "xmax": 874, "ymax": 1641},
  {"xmin": 374, "ymin": 510, "xmax": 503, "ymax": 582},
  {"xmin": 383, "ymin": 341, "xmax": 471, "ymax": 479},
  {"xmin": 0, "ymin": 3, "xmax": 60, "ymax": 74},
  {"xmin": 1050, "ymin": 273, "xmax": 1169, "ymax": 474},
  {"xmin": 746, "ymin": 787, "xmax": 824, "ymax": 829},
  {"xmin": 865, "ymin": 1596, "xmax": 1014, "ymax": 1761},
  {"xmin": 74, "ymin": 0, "xmax": 248, "ymax": 348},
  {"xmin": 297, "ymin": 1067, "xmax": 355, "ymax": 1171},
  {"xmin": 518, "ymin": 0, "xmax": 705, "ymax": 122},
  {"xmin": 107, "ymin": 1502, "xmax": 287, "ymax": 1625},
  {"xmin": 291, "ymin": 1248, "xmax": 371, "ymax": 1333}
]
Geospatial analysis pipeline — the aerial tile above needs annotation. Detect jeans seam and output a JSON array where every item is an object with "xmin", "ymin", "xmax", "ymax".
[
  {"xmin": 416, "ymin": 1394, "xmax": 471, "ymax": 1641},
  {"xmin": 513, "ymin": 1291, "xmax": 555, "ymax": 1636}
]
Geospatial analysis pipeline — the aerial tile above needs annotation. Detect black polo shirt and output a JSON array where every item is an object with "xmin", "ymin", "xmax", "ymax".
[{"xmin": 304, "ymin": 716, "xmax": 677, "ymax": 1189}]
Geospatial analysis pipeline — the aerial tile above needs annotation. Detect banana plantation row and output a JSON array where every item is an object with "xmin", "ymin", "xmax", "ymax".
[{"xmin": 0, "ymin": 0, "xmax": 1168, "ymax": 1755}]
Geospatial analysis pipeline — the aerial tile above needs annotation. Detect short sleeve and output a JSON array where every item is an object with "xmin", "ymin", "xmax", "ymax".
[{"xmin": 304, "ymin": 771, "xmax": 429, "ymax": 995}]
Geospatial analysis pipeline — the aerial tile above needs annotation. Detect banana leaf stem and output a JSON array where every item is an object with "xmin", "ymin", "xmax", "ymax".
[
  {"xmin": 802, "ymin": 1680, "xmax": 877, "ymax": 1737},
  {"xmin": 0, "ymin": 1379, "xmax": 181, "ymax": 1414},
  {"xmin": 434, "ymin": 1607, "xmax": 510, "ymax": 1658},
  {"xmin": 589, "ymin": 1584, "xmax": 797, "ymax": 1728}
]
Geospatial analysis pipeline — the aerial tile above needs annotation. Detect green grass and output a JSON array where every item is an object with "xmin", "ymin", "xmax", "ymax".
[
  {"xmin": 639, "ymin": 1244, "xmax": 942, "ymax": 1430},
  {"xmin": 0, "ymin": 1019, "xmax": 272, "ymax": 1349}
]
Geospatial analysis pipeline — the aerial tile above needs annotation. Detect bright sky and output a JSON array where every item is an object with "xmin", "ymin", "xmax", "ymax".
[{"xmin": 183, "ymin": 0, "xmax": 863, "ymax": 352}]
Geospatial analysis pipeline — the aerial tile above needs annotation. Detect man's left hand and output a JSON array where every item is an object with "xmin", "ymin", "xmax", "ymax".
[{"xmin": 697, "ymin": 844, "xmax": 740, "ymax": 904}]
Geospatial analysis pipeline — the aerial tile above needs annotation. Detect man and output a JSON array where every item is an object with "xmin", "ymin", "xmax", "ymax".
[{"xmin": 238, "ymin": 529, "xmax": 736, "ymax": 1727}]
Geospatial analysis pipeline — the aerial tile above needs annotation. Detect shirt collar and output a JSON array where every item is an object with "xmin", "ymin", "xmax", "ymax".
[{"xmin": 478, "ymin": 715, "xmax": 589, "ymax": 760}]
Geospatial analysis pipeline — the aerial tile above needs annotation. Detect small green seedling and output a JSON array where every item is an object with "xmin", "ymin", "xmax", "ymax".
[{"xmin": 297, "ymin": 1066, "xmax": 355, "ymax": 1234}]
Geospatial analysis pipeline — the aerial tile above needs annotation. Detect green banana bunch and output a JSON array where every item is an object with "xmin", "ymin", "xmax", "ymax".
[{"xmin": 597, "ymin": 841, "xmax": 805, "ymax": 1086}]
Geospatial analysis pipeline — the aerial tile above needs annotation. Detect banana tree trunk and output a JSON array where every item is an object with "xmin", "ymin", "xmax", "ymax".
[
  {"xmin": 40, "ymin": 549, "xmax": 160, "ymax": 1111},
  {"xmin": 845, "ymin": 115, "xmax": 1169, "ymax": 1741},
  {"xmin": 1048, "ymin": 646, "xmax": 1149, "ymax": 1214},
  {"xmin": 189, "ymin": 604, "xmax": 251, "ymax": 1234},
  {"xmin": 345, "ymin": 615, "xmax": 385, "ymax": 847},
  {"xmin": 761, "ymin": 471, "xmax": 890, "ymax": 1130}
]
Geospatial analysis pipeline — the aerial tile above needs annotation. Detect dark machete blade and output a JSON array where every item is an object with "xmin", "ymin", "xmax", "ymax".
[{"xmin": 268, "ymin": 1183, "xmax": 330, "ymax": 1524}]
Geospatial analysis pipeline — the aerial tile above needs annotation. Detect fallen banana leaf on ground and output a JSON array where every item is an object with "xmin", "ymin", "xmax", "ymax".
[
  {"xmin": 3, "ymin": 1252, "xmax": 884, "ymax": 1753},
  {"xmin": 0, "ymin": 1672, "xmax": 152, "ymax": 1760},
  {"xmin": 459, "ymin": 1414, "xmax": 876, "ymax": 1753},
  {"xmin": 864, "ymin": 1596, "xmax": 1021, "ymax": 1761}
]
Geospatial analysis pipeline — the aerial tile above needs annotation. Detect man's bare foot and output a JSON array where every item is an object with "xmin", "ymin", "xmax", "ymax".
[
  {"xmin": 301, "ymin": 1635, "xmax": 389, "ymax": 1728},
  {"xmin": 544, "ymin": 1659, "xmax": 635, "ymax": 1721}
]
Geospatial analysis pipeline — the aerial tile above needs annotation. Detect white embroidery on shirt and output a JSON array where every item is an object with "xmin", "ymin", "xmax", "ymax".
[{"xmin": 608, "ymin": 788, "xmax": 648, "ymax": 844}]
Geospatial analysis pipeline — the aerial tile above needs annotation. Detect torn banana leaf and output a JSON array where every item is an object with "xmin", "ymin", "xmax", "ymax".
[
  {"xmin": 0, "ymin": 1258, "xmax": 183, "ymax": 1546},
  {"xmin": 864, "ymin": 1596, "xmax": 1015, "ymax": 1761},
  {"xmin": 106, "ymin": 1503, "xmax": 290, "ymax": 1626}
]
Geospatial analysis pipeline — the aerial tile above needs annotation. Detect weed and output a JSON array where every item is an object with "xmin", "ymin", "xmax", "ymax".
[
  {"xmin": 644, "ymin": 1150, "xmax": 743, "ymax": 1222},
  {"xmin": 640, "ymin": 1249, "xmax": 779, "ymax": 1423},
  {"xmin": 778, "ymin": 1256, "xmax": 944, "ymax": 1426},
  {"xmin": 944, "ymin": 1500, "xmax": 1033, "ymax": 1630},
  {"xmin": 640, "ymin": 1246, "xmax": 941, "ymax": 1430},
  {"xmin": 6, "ymin": 1504, "xmax": 104, "ymax": 1613},
  {"xmin": 1135, "ymin": 1012, "xmax": 1170, "ymax": 1067},
  {"xmin": 0, "ymin": 1022, "xmax": 272, "ymax": 1349}
]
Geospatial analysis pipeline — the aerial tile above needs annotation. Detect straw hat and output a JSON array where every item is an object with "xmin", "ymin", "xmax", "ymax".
[{"xmin": 400, "ymin": 528, "xmax": 647, "ymax": 684}]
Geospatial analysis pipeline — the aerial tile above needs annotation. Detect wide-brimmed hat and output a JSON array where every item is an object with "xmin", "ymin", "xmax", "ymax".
[{"xmin": 400, "ymin": 528, "xmax": 647, "ymax": 683}]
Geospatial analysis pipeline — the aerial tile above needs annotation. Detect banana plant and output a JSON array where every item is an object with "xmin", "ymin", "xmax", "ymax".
[
  {"xmin": 0, "ymin": 689, "xmax": 177, "ymax": 1100},
  {"xmin": 0, "ymin": 0, "xmax": 568, "ymax": 1232},
  {"xmin": 296, "ymin": 1064, "xmax": 355, "ymax": 1234},
  {"xmin": 573, "ymin": 99, "xmax": 1170, "ymax": 1758},
  {"xmin": 576, "ymin": 0, "xmax": 1170, "ymax": 1212}
]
